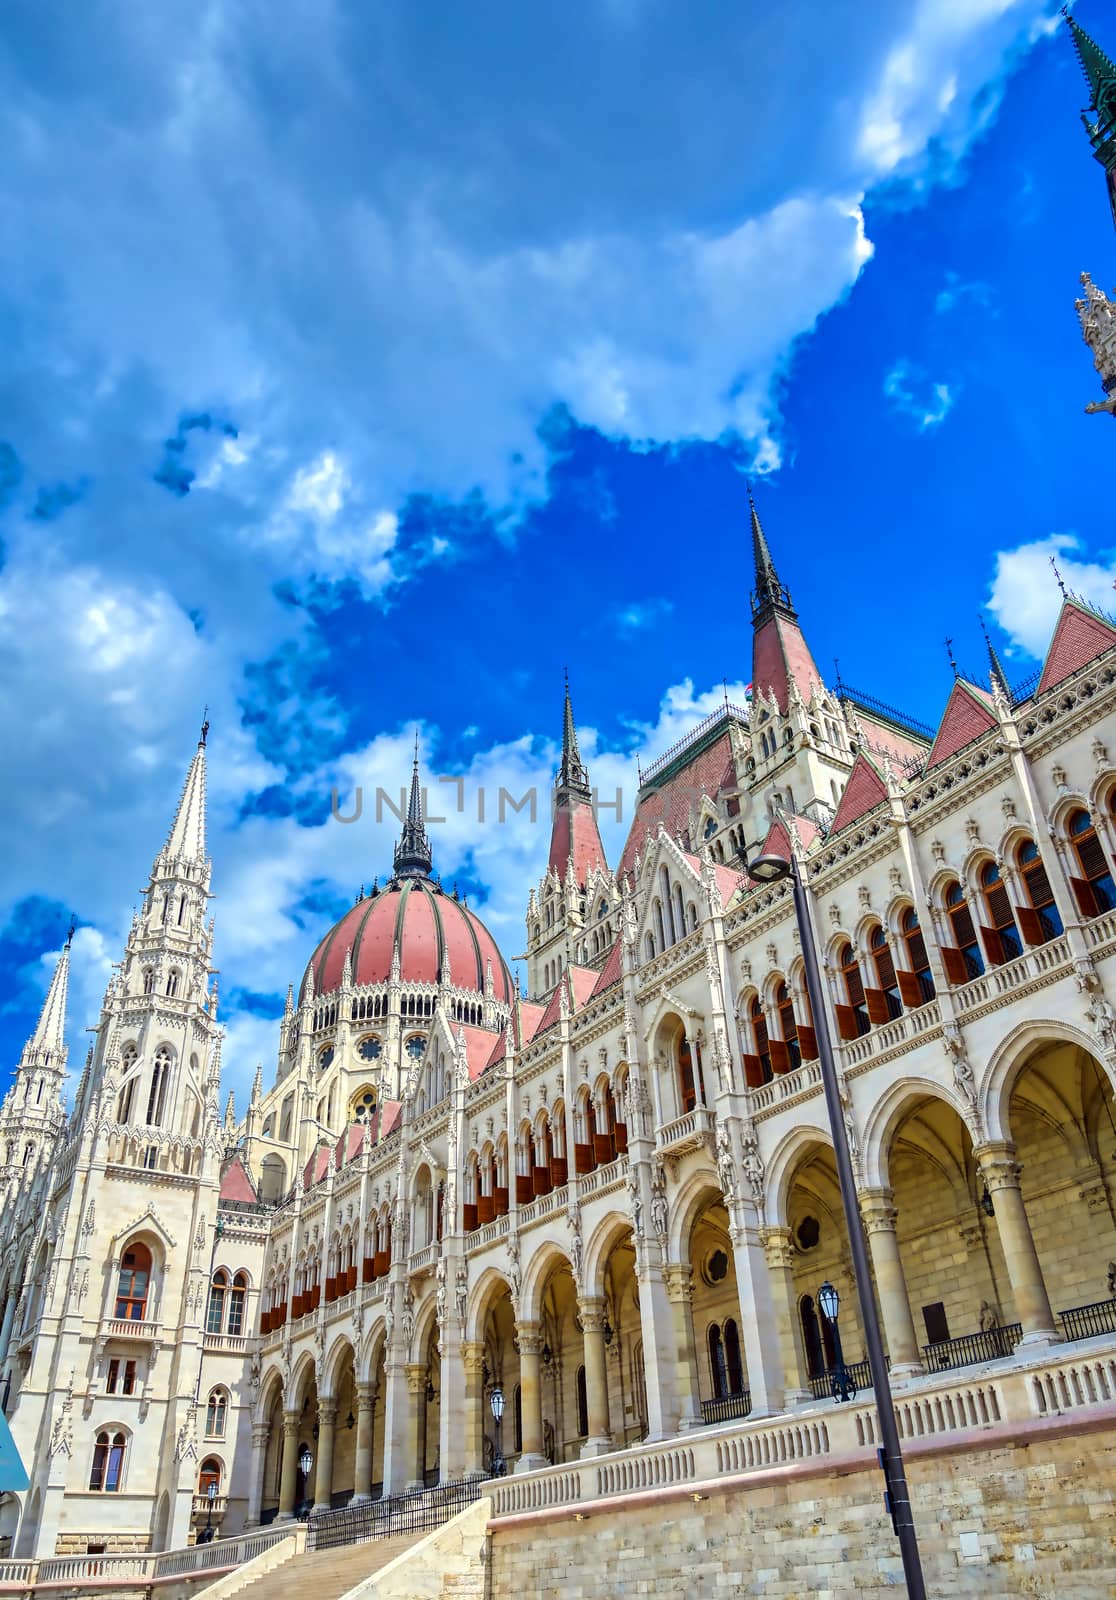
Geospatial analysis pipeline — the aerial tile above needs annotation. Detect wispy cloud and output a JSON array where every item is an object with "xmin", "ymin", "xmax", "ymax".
[
  {"xmin": 613, "ymin": 597, "xmax": 674, "ymax": 635},
  {"xmin": 883, "ymin": 358, "xmax": 956, "ymax": 430},
  {"xmin": 988, "ymin": 532, "xmax": 1116, "ymax": 659}
]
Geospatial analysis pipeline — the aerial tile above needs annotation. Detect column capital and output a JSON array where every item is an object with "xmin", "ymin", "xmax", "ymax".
[
  {"xmin": 577, "ymin": 1295, "xmax": 608, "ymax": 1335},
  {"xmin": 974, "ymin": 1141, "xmax": 1021, "ymax": 1190},
  {"xmin": 404, "ymin": 1362, "xmax": 428, "ymax": 1396},
  {"xmin": 318, "ymin": 1403, "xmax": 338, "ymax": 1427},
  {"xmin": 761, "ymin": 1226, "xmax": 795, "ymax": 1272},
  {"xmin": 858, "ymin": 1187, "xmax": 899, "ymax": 1233},
  {"xmin": 516, "ymin": 1319, "xmax": 544, "ymax": 1357},
  {"xmin": 460, "ymin": 1340, "xmax": 486, "ymax": 1377},
  {"xmin": 282, "ymin": 1411, "xmax": 299, "ymax": 1436},
  {"xmin": 251, "ymin": 1423, "xmax": 271, "ymax": 1448},
  {"xmin": 355, "ymin": 1382, "xmax": 376, "ymax": 1409},
  {"xmin": 662, "ymin": 1262, "xmax": 693, "ymax": 1303}
]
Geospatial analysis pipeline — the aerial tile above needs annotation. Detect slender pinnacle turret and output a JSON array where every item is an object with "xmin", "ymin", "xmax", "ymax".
[
  {"xmin": 393, "ymin": 735, "xmax": 433, "ymax": 878},
  {"xmin": 980, "ymin": 619, "xmax": 1012, "ymax": 702},
  {"xmin": 162, "ymin": 715, "xmax": 209, "ymax": 867},
  {"xmin": 1065, "ymin": 9, "xmax": 1116, "ymax": 235},
  {"xmin": 557, "ymin": 672, "xmax": 591, "ymax": 798},
  {"xmin": 28, "ymin": 929, "xmax": 72, "ymax": 1069},
  {"xmin": 749, "ymin": 487, "xmax": 795, "ymax": 622}
]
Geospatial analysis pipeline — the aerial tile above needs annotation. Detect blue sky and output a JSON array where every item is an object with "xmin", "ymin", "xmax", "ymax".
[{"xmin": 2, "ymin": 0, "xmax": 1115, "ymax": 1105}]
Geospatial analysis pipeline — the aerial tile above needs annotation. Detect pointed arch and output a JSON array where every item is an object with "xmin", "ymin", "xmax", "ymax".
[
  {"xmin": 519, "ymin": 1239, "xmax": 576, "ymax": 1325},
  {"xmin": 981, "ymin": 1017, "xmax": 1115, "ymax": 1144},
  {"xmin": 465, "ymin": 1265, "xmax": 516, "ymax": 1344},
  {"xmin": 762, "ymin": 1118, "xmax": 835, "ymax": 1230},
  {"xmin": 860, "ymin": 1076, "xmax": 978, "ymax": 1191}
]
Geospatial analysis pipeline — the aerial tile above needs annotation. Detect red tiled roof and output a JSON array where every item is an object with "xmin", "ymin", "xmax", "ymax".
[
  {"xmin": 829, "ymin": 753, "xmax": 889, "ymax": 834},
  {"xmin": 752, "ymin": 612, "xmax": 824, "ymax": 714},
  {"xmin": 619, "ymin": 733, "xmax": 736, "ymax": 879},
  {"xmin": 1038, "ymin": 598, "xmax": 1116, "ymax": 694},
  {"xmin": 335, "ymin": 1121, "xmax": 365, "ymax": 1168},
  {"xmin": 517, "ymin": 1001, "xmax": 546, "ymax": 1046},
  {"xmin": 856, "ymin": 714, "xmax": 930, "ymax": 766},
  {"xmin": 926, "ymin": 680, "xmax": 998, "ymax": 769},
  {"xmin": 591, "ymin": 936, "xmax": 623, "ymax": 995},
  {"xmin": 219, "ymin": 1157, "xmax": 257, "ymax": 1204},
  {"xmin": 301, "ymin": 879, "xmax": 512, "ymax": 1004},
  {"xmin": 548, "ymin": 795, "xmax": 608, "ymax": 885},
  {"xmin": 679, "ymin": 851, "xmax": 746, "ymax": 907},
  {"xmin": 457, "ymin": 1023, "xmax": 503, "ymax": 1081}
]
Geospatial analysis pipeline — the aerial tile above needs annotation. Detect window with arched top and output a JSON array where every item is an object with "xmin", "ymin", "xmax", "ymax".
[
  {"xmin": 708, "ymin": 1324, "xmax": 728, "ymax": 1400},
  {"xmin": 115, "ymin": 1242, "xmax": 152, "ymax": 1322},
  {"xmin": 199, "ymin": 1456, "xmax": 222, "ymax": 1495},
  {"xmin": 89, "ymin": 1430, "xmax": 127, "ymax": 1492},
  {"xmin": 142, "ymin": 969, "xmax": 155, "ymax": 996},
  {"xmin": 1067, "ymin": 808, "xmax": 1116, "ymax": 918},
  {"xmin": 205, "ymin": 1272, "xmax": 227, "ymax": 1336},
  {"xmin": 867, "ymin": 927, "xmax": 902, "ymax": 1023},
  {"xmin": 146, "ymin": 1048, "xmax": 172, "ymax": 1127},
  {"xmin": 228, "ymin": 1272, "xmax": 248, "ymax": 1336},
  {"xmin": 677, "ymin": 1037, "xmax": 698, "ymax": 1113},
  {"xmin": 899, "ymin": 909, "xmax": 935, "ymax": 1005},
  {"xmin": 943, "ymin": 881, "xmax": 984, "ymax": 982},
  {"xmin": 774, "ymin": 982, "xmax": 800, "ymax": 1072},
  {"xmin": 165, "ymin": 970, "xmax": 179, "ymax": 999},
  {"xmin": 724, "ymin": 1318, "xmax": 744, "ymax": 1395},
  {"xmin": 205, "ymin": 1390, "xmax": 228, "ymax": 1438},
  {"xmin": 1015, "ymin": 839, "xmax": 1062, "ymax": 944},
  {"xmin": 979, "ymin": 861, "xmax": 1022, "ymax": 965},
  {"xmin": 835, "ymin": 943, "xmax": 870, "ymax": 1039}
]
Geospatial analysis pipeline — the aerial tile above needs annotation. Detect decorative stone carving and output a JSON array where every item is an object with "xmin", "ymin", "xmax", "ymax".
[{"xmin": 716, "ymin": 1124, "xmax": 737, "ymax": 1206}]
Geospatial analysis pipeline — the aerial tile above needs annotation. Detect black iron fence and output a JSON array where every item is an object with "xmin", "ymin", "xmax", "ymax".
[
  {"xmin": 1059, "ymin": 1298, "xmax": 1116, "ymax": 1342},
  {"xmin": 807, "ymin": 1358, "xmax": 875, "ymax": 1401},
  {"xmin": 700, "ymin": 1390, "xmax": 751, "ymax": 1425},
  {"xmin": 307, "ymin": 1474, "xmax": 490, "ymax": 1551},
  {"xmin": 924, "ymin": 1322, "xmax": 1022, "ymax": 1372}
]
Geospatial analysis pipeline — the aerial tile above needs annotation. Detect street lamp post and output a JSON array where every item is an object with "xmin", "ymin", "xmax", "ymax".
[
  {"xmin": 817, "ymin": 1280, "xmax": 855, "ymax": 1403},
  {"xmin": 747, "ymin": 851, "xmax": 927, "ymax": 1600},
  {"xmin": 489, "ymin": 1384, "xmax": 505, "ymax": 1477},
  {"xmin": 297, "ymin": 1445, "xmax": 313, "ymax": 1519},
  {"xmin": 200, "ymin": 1479, "xmax": 217, "ymax": 1545}
]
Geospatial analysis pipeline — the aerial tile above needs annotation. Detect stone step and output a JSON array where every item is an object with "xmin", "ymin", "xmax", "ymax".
[{"xmin": 236, "ymin": 1534, "xmax": 422, "ymax": 1600}]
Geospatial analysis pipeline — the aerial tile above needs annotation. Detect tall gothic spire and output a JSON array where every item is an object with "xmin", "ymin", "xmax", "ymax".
[
  {"xmin": 980, "ymin": 619, "xmax": 1012, "ymax": 702},
  {"xmin": 1065, "ymin": 9, "xmax": 1116, "ymax": 235},
  {"xmin": 26, "ymin": 933, "xmax": 71, "ymax": 1069},
  {"xmin": 393, "ymin": 735, "xmax": 433, "ymax": 879},
  {"xmin": 749, "ymin": 486, "xmax": 795, "ymax": 622},
  {"xmin": 557, "ymin": 672, "xmax": 591, "ymax": 797},
  {"xmin": 162, "ymin": 716, "xmax": 209, "ymax": 866}
]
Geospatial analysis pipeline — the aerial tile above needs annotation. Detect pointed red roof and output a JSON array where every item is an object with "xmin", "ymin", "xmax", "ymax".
[
  {"xmin": 752, "ymin": 611, "xmax": 824, "ymax": 714},
  {"xmin": 1038, "ymin": 598, "xmax": 1116, "ymax": 694},
  {"xmin": 829, "ymin": 753, "xmax": 889, "ymax": 834},
  {"xmin": 591, "ymin": 935, "xmax": 623, "ymax": 995},
  {"xmin": 926, "ymin": 680, "xmax": 998, "ymax": 768},
  {"xmin": 619, "ymin": 732, "xmax": 736, "ymax": 878},
  {"xmin": 219, "ymin": 1156, "xmax": 257, "ymax": 1205},
  {"xmin": 548, "ymin": 795, "xmax": 607, "ymax": 886},
  {"xmin": 457, "ymin": 1024, "xmax": 504, "ymax": 1081}
]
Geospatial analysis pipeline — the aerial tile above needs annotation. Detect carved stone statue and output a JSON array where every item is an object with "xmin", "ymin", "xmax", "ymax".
[
  {"xmin": 650, "ymin": 1168, "xmax": 669, "ymax": 1242},
  {"xmin": 716, "ymin": 1124, "xmax": 736, "ymax": 1205},
  {"xmin": 979, "ymin": 1301, "xmax": 1000, "ymax": 1334},
  {"xmin": 1107, "ymin": 1261, "xmax": 1116, "ymax": 1300},
  {"xmin": 626, "ymin": 1169, "xmax": 643, "ymax": 1238}
]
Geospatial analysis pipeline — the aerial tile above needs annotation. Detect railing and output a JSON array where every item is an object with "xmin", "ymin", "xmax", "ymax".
[
  {"xmin": 750, "ymin": 1060, "xmax": 822, "ymax": 1111},
  {"xmin": 700, "ymin": 1390, "xmax": 751, "ymax": 1425},
  {"xmin": 409, "ymin": 1242, "xmax": 439, "ymax": 1273},
  {"xmin": 923, "ymin": 1322, "xmax": 1022, "ymax": 1372},
  {"xmin": 807, "ymin": 1358, "xmax": 876, "ymax": 1401},
  {"xmin": 0, "ymin": 1526, "xmax": 294, "ymax": 1592},
  {"xmin": 577, "ymin": 1160, "xmax": 626, "ymax": 1197},
  {"xmin": 203, "ymin": 1333, "xmax": 249, "ymax": 1356},
  {"xmin": 308, "ymin": 1475, "xmax": 490, "ymax": 1551},
  {"xmin": 517, "ymin": 1185, "xmax": 568, "ymax": 1226},
  {"xmin": 191, "ymin": 1493, "xmax": 229, "ymax": 1516},
  {"xmin": 1059, "ymin": 1298, "xmax": 1116, "ymax": 1342},
  {"xmin": 103, "ymin": 1317, "xmax": 162, "ymax": 1340},
  {"xmin": 656, "ymin": 1106, "xmax": 713, "ymax": 1151}
]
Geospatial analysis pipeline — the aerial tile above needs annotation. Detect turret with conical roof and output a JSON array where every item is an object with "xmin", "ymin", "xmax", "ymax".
[
  {"xmin": 748, "ymin": 489, "xmax": 823, "ymax": 712},
  {"xmin": 0, "ymin": 932, "xmax": 71, "ymax": 1192}
]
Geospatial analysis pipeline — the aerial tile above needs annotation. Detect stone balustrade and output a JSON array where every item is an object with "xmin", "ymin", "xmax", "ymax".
[{"xmin": 0, "ymin": 1525, "xmax": 294, "ymax": 1594}]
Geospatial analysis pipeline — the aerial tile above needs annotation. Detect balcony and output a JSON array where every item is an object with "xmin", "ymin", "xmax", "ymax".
[
  {"xmin": 700, "ymin": 1390, "xmax": 751, "ymax": 1426},
  {"xmin": 191, "ymin": 1494, "xmax": 228, "ymax": 1518},
  {"xmin": 202, "ymin": 1333, "xmax": 249, "ymax": 1356},
  {"xmin": 1059, "ymin": 1298, "xmax": 1116, "ymax": 1342},
  {"xmin": 656, "ymin": 1105, "xmax": 715, "ymax": 1156},
  {"xmin": 103, "ymin": 1317, "xmax": 162, "ymax": 1342},
  {"xmin": 923, "ymin": 1322, "xmax": 1022, "ymax": 1373}
]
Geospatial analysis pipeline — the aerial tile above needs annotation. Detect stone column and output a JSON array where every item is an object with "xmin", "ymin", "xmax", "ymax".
[
  {"xmin": 404, "ymin": 1364, "xmax": 428, "ymax": 1490},
  {"xmin": 663, "ymin": 1264, "xmax": 702, "ymax": 1430},
  {"xmin": 381, "ymin": 1360, "xmax": 413, "ymax": 1496},
  {"xmin": 976, "ymin": 1142, "xmax": 1060, "ymax": 1347},
  {"xmin": 514, "ymin": 1322, "xmax": 548, "ymax": 1472},
  {"xmin": 859, "ymin": 1189, "xmax": 924, "ymax": 1377},
  {"xmin": 351, "ymin": 1384, "xmax": 376, "ymax": 1504},
  {"xmin": 0, "ymin": 1293, "xmax": 18, "ymax": 1369},
  {"xmin": 728, "ymin": 1211, "xmax": 785, "ymax": 1418},
  {"xmin": 461, "ymin": 1340, "xmax": 487, "ymax": 1476},
  {"xmin": 245, "ymin": 1423, "xmax": 270, "ymax": 1526},
  {"xmin": 578, "ymin": 1297, "xmax": 613, "ymax": 1457},
  {"xmin": 635, "ymin": 1262, "xmax": 681, "ymax": 1440},
  {"xmin": 276, "ymin": 1412, "xmax": 300, "ymax": 1519},
  {"xmin": 312, "ymin": 1403, "xmax": 337, "ymax": 1512},
  {"xmin": 762, "ymin": 1228, "xmax": 812, "ymax": 1404}
]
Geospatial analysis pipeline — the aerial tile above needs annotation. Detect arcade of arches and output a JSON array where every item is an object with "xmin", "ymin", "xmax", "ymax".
[{"xmin": 253, "ymin": 1036, "xmax": 1116, "ymax": 1515}]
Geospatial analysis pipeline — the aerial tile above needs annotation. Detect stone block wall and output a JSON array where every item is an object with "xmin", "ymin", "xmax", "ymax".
[{"xmin": 489, "ymin": 1424, "xmax": 1116, "ymax": 1598}]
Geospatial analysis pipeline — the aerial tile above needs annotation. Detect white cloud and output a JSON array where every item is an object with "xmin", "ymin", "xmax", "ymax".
[
  {"xmin": 883, "ymin": 358, "xmax": 956, "ymax": 430},
  {"xmin": 613, "ymin": 598, "xmax": 674, "ymax": 635},
  {"xmin": 988, "ymin": 532, "xmax": 1116, "ymax": 659}
]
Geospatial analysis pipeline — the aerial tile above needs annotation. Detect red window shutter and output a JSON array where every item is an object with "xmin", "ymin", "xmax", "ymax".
[
  {"xmin": 463, "ymin": 1203, "xmax": 478, "ymax": 1233},
  {"xmin": 741, "ymin": 1052, "xmax": 765, "ymax": 1088},
  {"xmin": 516, "ymin": 1174, "xmax": 533, "ymax": 1204},
  {"xmin": 373, "ymin": 1251, "xmax": 389, "ymax": 1278},
  {"xmin": 534, "ymin": 1164, "xmax": 554, "ymax": 1196},
  {"xmin": 896, "ymin": 970, "xmax": 924, "ymax": 1009},
  {"xmin": 941, "ymin": 946, "xmax": 969, "ymax": 986},
  {"xmin": 613, "ymin": 1124, "xmax": 627, "ymax": 1156},
  {"xmin": 1071, "ymin": 876, "xmax": 1100, "ymax": 920},
  {"xmin": 477, "ymin": 1194, "xmax": 495, "ymax": 1225},
  {"xmin": 1017, "ymin": 905, "xmax": 1045, "ymax": 946},
  {"xmin": 1023, "ymin": 859, "xmax": 1055, "ymax": 910},
  {"xmin": 769, "ymin": 1039, "xmax": 790, "ymax": 1074},
  {"xmin": 494, "ymin": 1185, "xmax": 509, "ymax": 1217},
  {"xmin": 797, "ymin": 1025, "xmax": 818, "ymax": 1061},
  {"xmin": 979, "ymin": 925, "xmax": 1005, "ymax": 967},
  {"xmin": 984, "ymin": 881, "xmax": 1014, "ymax": 930},
  {"xmin": 834, "ymin": 1004, "xmax": 859, "ymax": 1042},
  {"xmin": 573, "ymin": 1143, "xmax": 593, "ymax": 1176},
  {"xmin": 362, "ymin": 1257, "xmax": 374, "ymax": 1284},
  {"xmin": 950, "ymin": 901, "xmax": 978, "ymax": 951},
  {"xmin": 874, "ymin": 944, "xmax": 898, "ymax": 991},
  {"xmin": 865, "ymin": 988, "xmax": 891, "ymax": 1026}
]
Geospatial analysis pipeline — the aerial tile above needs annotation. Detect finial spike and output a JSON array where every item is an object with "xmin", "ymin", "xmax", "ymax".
[
  {"xmin": 945, "ymin": 637, "xmax": 958, "ymax": 679},
  {"xmin": 1050, "ymin": 553, "xmax": 1068, "ymax": 598}
]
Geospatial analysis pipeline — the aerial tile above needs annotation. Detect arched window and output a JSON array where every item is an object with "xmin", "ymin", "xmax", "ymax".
[
  {"xmin": 775, "ymin": 983, "xmax": 800, "ymax": 1072},
  {"xmin": 142, "ymin": 969, "xmax": 155, "ymax": 996},
  {"xmin": 899, "ymin": 910, "xmax": 935, "ymax": 1005},
  {"xmin": 89, "ymin": 1430, "xmax": 127, "ymax": 1492},
  {"xmin": 146, "ymin": 1048, "xmax": 172, "ymax": 1127},
  {"xmin": 205, "ymin": 1390, "xmax": 228, "ymax": 1438},
  {"xmin": 799, "ymin": 1296, "xmax": 825, "ymax": 1379},
  {"xmin": 708, "ymin": 1324, "xmax": 728, "ymax": 1400},
  {"xmin": 835, "ymin": 943, "xmax": 870, "ymax": 1039},
  {"xmin": 724, "ymin": 1318, "xmax": 744, "ymax": 1395},
  {"xmin": 115, "ymin": 1242, "xmax": 152, "ymax": 1322},
  {"xmin": 1016, "ymin": 840, "xmax": 1062, "ymax": 944},
  {"xmin": 750, "ymin": 999, "xmax": 772, "ymax": 1083},
  {"xmin": 576, "ymin": 1366, "xmax": 588, "ymax": 1437},
  {"xmin": 21, "ymin": 1143, "xmax": 33, "ymax": 1168},
  {"xmin": 943, "ymin": 882, "xmax": 984, "ymax": 982},
  {"xmin": 677, "ymin": 1038, "xmax": 698, "ymax": 1114},
  {"xmin": 166, "ymin": 970, "xmax": 179, "ymax": 999},
  {"xmin": 117, "ymin": 1045, "xmax": 139, "ymax": 1124},
  {"xmin": 199, "ymin": 1456, "xmax": 222, "ymax": 1495},
  {"xmin": 867, "ymin": 927, "xmax": 902, "ymax": 1023},
  {"xmin": 205, "ymin": 1271, "xmax": 227, "ymax": 1335},
  {"xmin": 1068, "ymin": 808, "xmax": 1116, "ymax": 917},
  {"xmin": 980, "ymin": 861, "xmax": 1022, "ymax": 965},
  {"xmin": 228, "ymin": 1272, "xmax": 248, "ymax": 1336}
]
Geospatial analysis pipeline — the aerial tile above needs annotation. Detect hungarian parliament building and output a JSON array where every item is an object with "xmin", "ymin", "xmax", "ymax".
[{"xmin": 3, "ymin": 11, "xmax": 1116, "ymax": 1563}]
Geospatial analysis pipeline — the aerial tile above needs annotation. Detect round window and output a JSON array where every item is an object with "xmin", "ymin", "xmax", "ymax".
[
  {"xmin": 318, "ymin": 1045, "xmax": 335, "ymax": 1070},
  {"xmin": 704, "ymin": 1249, "xmax": 729, "ymax": 1285},
  {"xmin": 796, "ymin": 1216, "xmax": 821, "ymax": 1251},
  {"xmin": 358, "ymin": 1037, "xmax": 382, "ymax": 1062},
  {"xmin": 405, "ymin": 1036, "xmax": 426, "ymax": 1060}
]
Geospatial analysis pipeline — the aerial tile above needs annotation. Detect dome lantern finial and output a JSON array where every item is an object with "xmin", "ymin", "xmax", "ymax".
[{"xmin": 393, "ymin": 735, "xmax": 433, "ymax": 879}]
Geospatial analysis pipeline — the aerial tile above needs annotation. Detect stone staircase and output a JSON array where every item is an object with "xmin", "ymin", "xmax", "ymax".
[{"xmin": 232, "ymin": 1536, "xmax": 423, "ymax": 1599}]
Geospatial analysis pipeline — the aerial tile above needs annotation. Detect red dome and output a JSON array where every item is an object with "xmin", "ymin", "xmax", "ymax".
[{"xmin": 302, "ymin": 879, "xmax": 513, "ymax": 1004}]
